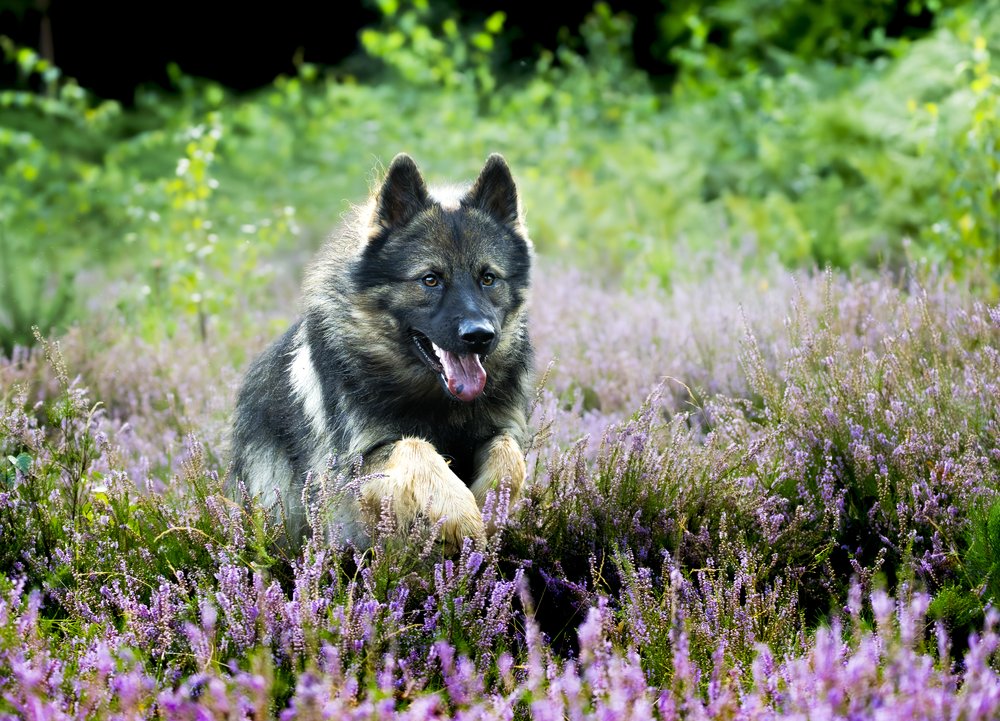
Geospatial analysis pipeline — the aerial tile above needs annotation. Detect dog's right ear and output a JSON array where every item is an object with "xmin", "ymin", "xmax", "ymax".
[{"xmin": 373, "ymin": 154, "xmax": 431, "ymax": 230}]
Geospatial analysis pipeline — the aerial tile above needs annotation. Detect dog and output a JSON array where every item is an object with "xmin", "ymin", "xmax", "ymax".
[{"xmin": 229, "ymin": 153, "xmax": 533, "ymax": 551}]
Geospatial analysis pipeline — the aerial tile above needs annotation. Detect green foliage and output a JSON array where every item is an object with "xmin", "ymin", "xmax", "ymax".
[
  {"xmin": 931, "ymin": 497, "xmax": 1000, "ymax": 636},
  {"xmin": 360, "ymin": 0, "xmax": 506, "ymax": 101},
  {"xmin": 0, "ymin": 229, "xmax": 73, "ymax": 353},
  {"xmin": 660, "ymin": 0, "xmax": 958, "ymax": 86},
  {"xmin": 967, "ymin": 499, "xmax": 1000, "ymax": 602},
  {"xmin": 118, "ymin": 113, "xmax": 299, "ymax": 340},
  {"xmin": 916, "ymin": 28, "xmax": 1000, "ymax": 289},
  {"xmin": 4, "ymin": 3, "xmax": 1000, "ymax": 349},
  {"xmin": 0, "ymin": 37, "xmax": 121, "ymax": 353}
]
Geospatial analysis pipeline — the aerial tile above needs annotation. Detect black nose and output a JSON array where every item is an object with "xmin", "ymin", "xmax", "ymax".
[{"xmin": 459, "ymin": 320, "xmax": 495, "ymax": 348}]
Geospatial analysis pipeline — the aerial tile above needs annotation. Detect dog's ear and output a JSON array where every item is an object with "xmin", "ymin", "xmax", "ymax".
[
  {"xmin": 463, "ymin": 154, "xmax": 519, "ymax": 227},
  {"xmin": 374, "ymin": 153, "xmax": 430, "ymax": 230}
]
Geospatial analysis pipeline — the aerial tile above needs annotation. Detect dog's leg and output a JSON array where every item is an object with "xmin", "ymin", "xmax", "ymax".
[
  {"xmin": 363, "ymin": 437, "xmax": 485, "ymax": 551},
  {"xmin": 470, "ymin": 433, "xmax": 526, "ymax": 506}
]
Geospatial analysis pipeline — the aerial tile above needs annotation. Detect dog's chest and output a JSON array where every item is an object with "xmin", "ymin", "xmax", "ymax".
[{"xmin": 421, "ymin": 423, "xmax": 492, "ymax": 485}]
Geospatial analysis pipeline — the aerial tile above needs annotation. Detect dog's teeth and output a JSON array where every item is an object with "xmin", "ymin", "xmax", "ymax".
[{"xmin": 430, "ymin": 342, "xmax": 443, "ymax": 361}]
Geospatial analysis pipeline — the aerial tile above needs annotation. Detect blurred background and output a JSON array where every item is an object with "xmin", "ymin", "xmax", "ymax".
[{"xmin": 2, "ymin": 0, "xmax": 1000, "ymax": 354}]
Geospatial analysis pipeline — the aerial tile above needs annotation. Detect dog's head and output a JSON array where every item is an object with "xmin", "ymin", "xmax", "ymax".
[{"xmin": 352, "ymin": 154, "xmax": 532, "ymax": 403}]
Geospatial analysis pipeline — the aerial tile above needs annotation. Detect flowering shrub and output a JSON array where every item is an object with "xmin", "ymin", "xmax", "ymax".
[
  {"xmin": 2, "ymin": 258, "xmax": 999, "ymax": 716},
  {"xmin": 2, "ymin": 574, "xmax": 1000, "ymax": 719}
]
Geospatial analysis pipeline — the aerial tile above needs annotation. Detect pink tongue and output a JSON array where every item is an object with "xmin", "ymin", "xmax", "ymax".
[{"xmin": 435, "ymin": 346, "xmax": 487, "ymax": 402}]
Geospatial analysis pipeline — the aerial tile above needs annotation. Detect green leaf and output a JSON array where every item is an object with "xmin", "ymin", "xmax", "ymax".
[
  {"xmin": 472, "ymin": 33, "xmax": 494, "ymax": 52},
  {"xmin": 484, "ymin": 11, "xmax": 506, "ymax": 35},
  {"xmin": 377, "ymin": 0, "xmax": 399, "ymax": 16},
  {"xmin": 360, "ymin": 29, "xmax": 382, "ymax": 53},
  {"xmin": 16, "ymin": 47, "xmax": 38, "ymax": 74},
  {"xmin": 299, "ymin": 63, "xmax": 318, "ymax": 82},
  {"xmin": 204, "ymin": 84, "xmax": 225, "ymax": 108},
  {"xmin": 7, "ymin": 453, "xmax": 31, "ymax": 474}
]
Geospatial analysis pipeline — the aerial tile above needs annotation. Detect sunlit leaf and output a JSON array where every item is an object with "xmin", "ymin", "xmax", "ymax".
[
  {"xmin": 472, "ymin": 33, "xmax": 493, "ymax": 52},
  {"xmin": 485, "ymin": 11, "xmax": 506, "ymax": 35}
]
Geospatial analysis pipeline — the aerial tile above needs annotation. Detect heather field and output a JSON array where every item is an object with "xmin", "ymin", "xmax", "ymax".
[
  {"xmin": 3, "ymin": 259, "xmax": 1000, "ymax": 718},
  {"xmin": 4, "ymin": 1, "xmax": 1000, "ymax": 719}
]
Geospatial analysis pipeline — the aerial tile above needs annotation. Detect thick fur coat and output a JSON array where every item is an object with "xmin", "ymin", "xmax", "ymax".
[{"xmin": 229, "ymin": 154, "xmax": 533, "ymax": 549}]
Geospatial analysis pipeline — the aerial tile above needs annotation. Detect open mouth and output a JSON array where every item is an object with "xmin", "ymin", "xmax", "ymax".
[{"xmin": 410, "ymin": 330, "xmax": 487, "ymax": 402}]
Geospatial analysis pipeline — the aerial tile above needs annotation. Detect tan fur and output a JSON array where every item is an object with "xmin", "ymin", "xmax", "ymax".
[
  {"xmin": 363, "ymin": 437, "xmax": 486, "ymax": 551},
  {"xmin": 470, "ymin": 433, "xmax": 526, "ymax": 506}
]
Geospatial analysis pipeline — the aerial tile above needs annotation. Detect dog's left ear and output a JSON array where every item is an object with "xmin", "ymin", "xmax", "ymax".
[{"xmin": 463, "ymin": 154, "xmax": 519, "ymax": 227}]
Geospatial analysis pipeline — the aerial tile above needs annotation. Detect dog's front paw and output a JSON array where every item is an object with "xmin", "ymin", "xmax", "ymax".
[
  {"xmin": 426, "ymin": 480, "xmax": 486, "ymax": 554},
  {"xmin": 364, "ymin": 437, "xmax": 485, "ymax": 552},
  {"xmin": 470, "ymin": 433, "xmax": 526, "ymax": 506}
]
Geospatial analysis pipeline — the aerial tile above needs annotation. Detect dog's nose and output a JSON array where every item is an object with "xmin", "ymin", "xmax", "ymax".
[{"xmin": 459, "ymin": 320, "xmax": 495, "ymax": 348}]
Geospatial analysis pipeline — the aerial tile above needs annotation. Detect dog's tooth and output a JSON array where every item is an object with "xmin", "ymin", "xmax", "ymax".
[{"xmin": 431, "ymin": 342, "xmax": 443, "ymax": 361}]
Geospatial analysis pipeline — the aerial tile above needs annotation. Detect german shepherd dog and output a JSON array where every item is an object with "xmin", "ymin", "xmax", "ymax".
[{"xmin": 229, "ymin": 154, "xmax": 532, "ymax": 551}]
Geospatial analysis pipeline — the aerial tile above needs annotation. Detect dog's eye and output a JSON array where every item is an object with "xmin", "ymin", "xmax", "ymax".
[
  {"xmin": 422, "ymin": 273, "xmax": 440, "ymax": 288},
  {"xmin": 481, "ymin": 272, "xmax": 496, "ymax": 287}
]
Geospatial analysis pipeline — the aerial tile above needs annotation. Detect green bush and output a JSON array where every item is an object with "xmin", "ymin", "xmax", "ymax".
[
  {"xmin": 659, "ymin": 0, "xmax": 959, "ymax": 86},
  {"xmin": 916, "ymin": 26, "xmax": 1000, "ymax": 290},
  {"xmin": 5, "ymin": 2, "xmax": 1000, "ymax": 350}
]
